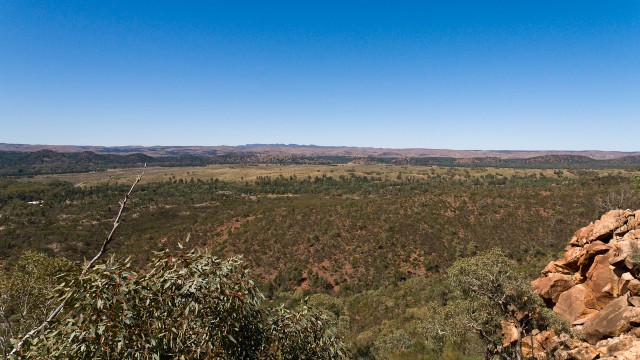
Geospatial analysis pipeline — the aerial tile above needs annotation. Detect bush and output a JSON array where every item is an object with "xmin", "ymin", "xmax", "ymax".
[
  {"xmin": 17, "ymin": 251, "xmax": 345, "ymax": 359},
  {"xmin": 0, "ymin": 252, "xmax": 74, "ymax": 357}
]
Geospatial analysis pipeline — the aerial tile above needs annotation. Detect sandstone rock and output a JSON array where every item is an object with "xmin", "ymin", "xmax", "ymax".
[
  {"xmin": 573, "ymin": 317, "xmax": 589, "ymax": 326},
  {"xmin": 570, "ymin": 210, "xmax": 633, "ymax": 247},
  {"xmin": 565, "ymin": 345, "xmax": 599, "ymax": 360},
  {"xmin": 532, "ymin": 273, "xmax": 575, "ymax": 305},
  {"xmin": 609, "ymin": 237, "xmax": 640, "ymax": 270},
  {"xmin": 585, "ymin": 253, "xmax": 618, "ymax": 308},
  {"xmin": 598, "ymin": 333, "xmax": 636, "ymax": 352},
  {"xmin": 542, "ymin": 261, "xmax": 574, "ymax": 275},
  {"xmin": 614, "ymin": 212, "xmax": 639, "ymax": 237},
  {"xmin": 627, "ymin": 279, "xmax": 640, "ymax": 295},
  {"xmin": 595, "ymin": 334, "xmax": 640, "ymax": 359},
  {"xmin": 619, "ymin": 272, "xmax": 636, "ymax": 296},
  {"xmin": 527, "ymin": 333, "xmax": 574, "ymax": 360},
  {"xmin": 557, "ymin": 246, "xmax": 587, "ymax": 273},
  {"xmin": 622, "ymin": 229, "xmax": 640, "ymax": 241},
  {"xmin": 578, "ymin": 241, "xmax": 611, "ymax": 270},
  {"xmin": 533, "ymin": 210, "xmax": 640, "ymax": 359},
  {"xmin": 553, "ymin": 284, "xmax": 599, "ymax": 323},
  {"xmin": 628, "ymin": 296, "xmax": 640, "ymax": 307},
  {"xmin": 570, "ymin": 222, "xmax": 596, "ymax": 246},
  {"xmin": 582, "ymin": 294, "xmax": 640, "ymax": 344},
  {"xmin": 610, "ymin": 344, "xmax": 640, "ymax": 360},
  {"xmin": 501, "ymin": 319, "xmax": 518, "ymax": 347},
  {"xmin": 632, "ymin": 210, "xmax": 640, "ymax": 229},
  {"xmin": 609, "ymin": 239, "xmax": 631, "ymax": 266},
  {"xmin": 521, "ymin": 329, "xmax": 557, "ymax": 359},
  {"xmin": 592, "ymin": 210, "xmax": 633, "ymax": 242},
  {"xmin": 553, "ymin": 335, "xmax": 640, "ymax": 360}
]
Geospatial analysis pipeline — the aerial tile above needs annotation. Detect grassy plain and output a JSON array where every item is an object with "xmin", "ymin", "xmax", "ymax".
[{"xmin": 30, "ymin": 163, "xmax": 637, "ymax": 186}]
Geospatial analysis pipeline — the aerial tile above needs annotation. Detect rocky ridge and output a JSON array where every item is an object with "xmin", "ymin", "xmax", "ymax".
[{"xmin": 527, "ymin": 209, "xmax": 640, "ymax": 359}]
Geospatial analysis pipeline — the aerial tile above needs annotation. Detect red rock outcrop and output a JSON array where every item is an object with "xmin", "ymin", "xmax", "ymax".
[{"xmin": 529, "ymin": 209, "xmax": 640, "ymax": 358}]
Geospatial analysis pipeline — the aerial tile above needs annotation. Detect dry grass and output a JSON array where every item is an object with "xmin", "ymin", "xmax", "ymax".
[{"xmin": 27, "ymin": 164, "xmax": 639, "ymax": 187}]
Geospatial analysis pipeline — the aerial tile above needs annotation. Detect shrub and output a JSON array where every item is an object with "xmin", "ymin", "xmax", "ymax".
[{"xmin": 17, "ymin": 251, "xmax": 345, "ymax": 359}]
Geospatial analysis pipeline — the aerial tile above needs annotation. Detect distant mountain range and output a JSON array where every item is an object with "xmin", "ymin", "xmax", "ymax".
[
  {"xmin": 1, "ymin": 146, "xmax": 640, "ymax": 177},
  {"xmin": 1, "ymin": 143, "xmax": 639, "ymax": 160}
]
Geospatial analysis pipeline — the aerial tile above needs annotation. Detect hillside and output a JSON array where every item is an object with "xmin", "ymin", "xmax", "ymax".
[
  {"xmin": 1, "ymin": 164, "xmax": 640, "ymax": 358},
  {"xmin": 2, "ymin": 143, "xmax": 639, "ymax": 160},
  {"xmin": 2, "ymin": 149, "xmax": 640, "ymax": 176},
  {"xmin": 2, "ymin": 165, "xmax": 639, "ymax": 293}
]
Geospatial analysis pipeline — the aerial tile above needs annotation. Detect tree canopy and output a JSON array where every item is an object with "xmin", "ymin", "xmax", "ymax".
[{"xmin": 12, "ymin": 251, "xmax": 345, "ymax": 359}]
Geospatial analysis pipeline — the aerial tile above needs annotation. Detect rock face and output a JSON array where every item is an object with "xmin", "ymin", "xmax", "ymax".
[{"xmin": 529, "ymin": 209, "xmax": 640, "ymax": 358}]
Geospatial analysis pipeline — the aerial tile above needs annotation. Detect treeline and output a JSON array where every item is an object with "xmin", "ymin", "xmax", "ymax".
[
  {"xmin": 3, "ymin": 150, "xmax": 640, "ymax": 176},
  {"xmin": 0, "ymin": 150, "xmax": 349, "ymax": 176}
]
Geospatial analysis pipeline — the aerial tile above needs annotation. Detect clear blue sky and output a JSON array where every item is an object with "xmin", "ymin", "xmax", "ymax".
[{"xmin": 1, "ymin": 1, "xmax": 639, "ymax": 150}]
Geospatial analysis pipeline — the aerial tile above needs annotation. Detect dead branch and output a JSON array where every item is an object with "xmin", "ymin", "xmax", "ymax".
[
  {"xmin": 10, "ymin": 165, "xmax": 145, "ymax": 355},
  {"xmin": 81, "ymin": 166, "xmax": 145, "ymax": 276}
]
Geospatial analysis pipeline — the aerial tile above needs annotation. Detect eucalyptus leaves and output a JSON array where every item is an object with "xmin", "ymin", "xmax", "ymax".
[{"xmin": 16, "ymin": 251, "xmax": 345, "ymax": 359}]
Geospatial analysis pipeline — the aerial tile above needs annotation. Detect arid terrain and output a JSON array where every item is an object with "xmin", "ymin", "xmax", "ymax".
[{"xmin": 2, "ymin": 143, "xmax": 639, "ymax": 159}]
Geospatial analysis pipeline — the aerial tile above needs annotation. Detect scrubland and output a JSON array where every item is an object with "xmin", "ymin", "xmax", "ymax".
[{"xmin": 1, "ymin": 165, "xmax": 639, "ymax": 358}]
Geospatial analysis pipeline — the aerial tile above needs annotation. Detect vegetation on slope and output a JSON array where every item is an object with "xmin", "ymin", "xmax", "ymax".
[
  {"xmin": 2, "ymin": 149, "xmax": 640, "ymax": 176},
  {"xmin": 1, "ymin": 169, "xmax": 638, "ymax": 292},
  {"xmin": 1, "ymin": 165, "xmax": 639, "ymax": 358}
]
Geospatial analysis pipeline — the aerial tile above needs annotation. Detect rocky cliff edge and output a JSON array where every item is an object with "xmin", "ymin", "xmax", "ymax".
[{"xmin": 527, "ymin": 209, "xmax": 640, "ymax": 359}]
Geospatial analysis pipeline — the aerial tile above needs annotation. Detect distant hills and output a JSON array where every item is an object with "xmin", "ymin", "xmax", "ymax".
[
  {"xmin": 1, "ymin": 144, "xmax": 640, "ymax": 176},
  {"xmin": 1, "ymin": 143, "xmax": 639, "ymax": 160}
]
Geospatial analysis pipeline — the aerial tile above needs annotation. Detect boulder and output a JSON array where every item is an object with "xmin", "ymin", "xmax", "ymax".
[
  {"xmin": 619, "ymin": 272, "xmax": 636, "ymax": 295},
  {"xmin": 521, "ymin": 329, "xmax": 556, "ymax": 359},
  {"xmin": 582, "ymin": 294, "xmax": 640, "ymax": 344},
  {"xmin": 595, "ymin": 334, "xmax": 640, "ymax": 359},
  {"xmin": 565, "ymin": 345, "xmax": 599, "ymax": 360},
  {"xmin": 553, "ymin": 284, "xmax": 599, "ymax": 323},
  {"xmin": 578, "ymin": 241, "xmax": 611, "ymax": 270},
  {"xmin": 542, "ymin": 261, "xmax": 574, "ymax": 275},
  {"xmin": 557, "ymin": 246, "xmax": 587, "ymax": 273},
  {"xmin": 532, "ymin": 273, "xmax": 575, "ymax": 305},
  {"xmin": 614, "ymin": 212, "xmax": 640, "ymax": 237},
  {"xmin": 609, "ymin": 239, "xmax": 631, "ymax": 266},
  {"xmin": 627, "ymin": 296, "xmax": 640, "ymax": 307},
  {"xmin": 570, "ymin": 222, "xmax": 596, "ymax": 246},
  {"xmin": 570, "ymin": 210, "xmax": 633, "ymax": 246},
  {"xmin": 622, "ymin": 229, "xmax": 640, "ymax": 241},
  {"xmin": 500, "ymin": 319, "xmax": 519, "ymax": 347},
  {"xmin": 609, "ymin": 236, "xmax": 640, "ymax": 270},
  {"xmin": 584, "ymin": 253, "xmax": 618, "ymax": 308},
  {"xmin": 592, "ymin": 210, "xmax": 633, "ymax": 242},
  {"xmin": 627, "ymin": 278, "xmax": 640, "ymax": 295},
  {"xmin": 531, "ymin": 209, "xmax": 640, "ymax": 359},
  {"xmin": 552, "ymin": 335, "xmax": 640, "ymax": 360}
]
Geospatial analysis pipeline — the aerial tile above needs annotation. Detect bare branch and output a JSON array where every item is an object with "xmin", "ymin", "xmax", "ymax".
[
  {"xmin": 81, "ymin": 166, "xmax": 145, "ymax": 276},
  {"xmin": 10, "ymin": 165, "xmax": 145, "ymax": 355}
]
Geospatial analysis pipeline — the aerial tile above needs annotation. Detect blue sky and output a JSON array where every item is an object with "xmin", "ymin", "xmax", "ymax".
[{"xmin": 1, "ymin": 1, "xmax": 639, "ymax": 150}]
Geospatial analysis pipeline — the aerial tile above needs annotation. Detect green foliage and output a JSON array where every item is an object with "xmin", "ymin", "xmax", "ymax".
[
  {"xmin": 633, "ymin": 175, "xmax": 640, "ymax": 196},
  {"xmin": 2, "ymin": 165, "xmax": 637, "ymax": 359},
  {"xmin": 443, "ymin": 249, "xmax": 568, "ymax": 358},
  {"xmin": 2, "ymin": 150, "xmax": 640, "ymax": 176},
  {"xmin": 372, "ymin": 327, "xmax": 414, "ymax": 358},
  {"xmin": 0, "ymin": 252, "xmax": 74, "ymax": 358},
  {"xmin": 2, "ymin": 169, "xmax": 636, "ymax": 293},
  {"xmin": 266, "ymin": 305, "xmax": 344, "ymax": 359},
  {"xmin": 417, "ymin": 300, "xmax": 478, "ymax": 355},
  {"xmin": 16, "ymin": 251, "xmax": 345, "ymax": 359}
]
